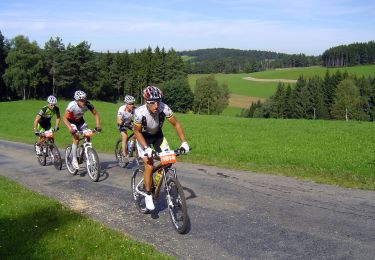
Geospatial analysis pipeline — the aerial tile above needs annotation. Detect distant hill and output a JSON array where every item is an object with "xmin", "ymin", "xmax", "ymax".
[{"xmin": 177, "ymin": 48, "xmax": 321, "ymax": 74}]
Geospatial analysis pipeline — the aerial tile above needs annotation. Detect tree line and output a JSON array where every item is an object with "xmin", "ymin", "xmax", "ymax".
[
  {"xmin": 0, "ymin": 31, "xmax": 230, "ymax": 115},
  {"xmin": 322, "ymin": 41, "xmax": 375, "ymax": 67},
  {"xmin": 179, "ymin": 48, "xmax": 321, "ymax": 74},
  {"xmin": 241, "ymin": 71, "xmax": 375, "ymax": 121}
]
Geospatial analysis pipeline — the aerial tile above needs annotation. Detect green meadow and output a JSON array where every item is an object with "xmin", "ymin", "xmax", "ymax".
[
  {"xmin": 188, "ymin": 73, "xmax": 278, "ymax": 98},
  {"xmin": 249, "ymin": 64, "xmax": 375, "ymax": 80},
  {"xmin": 1, "ymin": 100, "xmax": 375, "ymax": 190},
  {"xmin": 188, "ymin": 65, "xmax": 375, "ymax": 102}
]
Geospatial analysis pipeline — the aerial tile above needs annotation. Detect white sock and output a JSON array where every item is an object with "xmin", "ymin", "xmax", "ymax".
[{"xmin": 72, "ymin": 144, "xmax": 77, "ymax": 161}]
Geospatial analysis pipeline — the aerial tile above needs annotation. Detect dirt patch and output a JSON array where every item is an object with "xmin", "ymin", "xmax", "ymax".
[
  {"xmin": 229, "ymin": 94, "xmax": 266, "ymax": 109},
  {"xmin": 243, "ymin": 76, "xmax": 297, "ymax": 84}
]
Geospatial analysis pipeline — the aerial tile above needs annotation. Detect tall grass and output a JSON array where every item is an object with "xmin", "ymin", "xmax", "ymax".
[{"xmin": 1, "ymin": 100, "xmax": 375, "ymax": 190}]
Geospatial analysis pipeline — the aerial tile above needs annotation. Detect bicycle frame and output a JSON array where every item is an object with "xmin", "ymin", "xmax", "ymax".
[
  {"xmin": 65, "ymin": 129, "xmax": 101, "ymax": 181},
  {"xmin": 35, "ymin": 129, "xmax": 62, "ymax": 170}
]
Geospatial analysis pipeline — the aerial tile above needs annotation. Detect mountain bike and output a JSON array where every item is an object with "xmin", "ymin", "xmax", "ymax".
[
  {"xmin": 114, "ymin": 132, "xmax": 138, "ymax": 167},
  {"xmin": 131, "ymin": 148, "xmax": 189, "ymax": 234},
  {"xmin": 34, "ymin": 129, "xmax": 62, "ymax": 170},
  {"xmin": 65, "ymin": 129, "xmax": 101, "ymax": 182}
]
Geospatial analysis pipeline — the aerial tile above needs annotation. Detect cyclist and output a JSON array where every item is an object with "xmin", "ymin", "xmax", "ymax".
[
  {"xmin": 63, "ymin": 90, "xmax": 101, "ymax": 169},
  {"xmin": 133, "ymin": 86, "xmax": 190, "ymax": 210},
  {"xmin": 117, "ymin": 95, "xmax": 136, "ymax": 163},
  {"xmin": 33, "ymin": 95, "xmax": 61, "ymax": 155}
]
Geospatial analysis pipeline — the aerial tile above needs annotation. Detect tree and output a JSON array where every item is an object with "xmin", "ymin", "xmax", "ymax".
[
  {"xmin": 0, "ymin": 30, "xmax": 9, "ymax": 100},
  {"xmin": 3, "ymin": 35, "xmax": 44, "ymax": 99},
  {"xmin": 161, "ymin": 77, "xmax": 193, "ymax": 113},
  {"xmin": 193, "ymin": 75, "xmax": 229, "ymax": 115},
  {"xmin": 331, "ymin": 79, "xmax": 363, "ymax": 120},
  {"xmin": 43, "ymin": 37, "xmax": 65, "ymax": 96}
]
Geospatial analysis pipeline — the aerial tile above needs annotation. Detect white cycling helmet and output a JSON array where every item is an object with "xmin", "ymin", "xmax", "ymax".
[
  {"xmin": 124, "ymin": 95, "xmax": 135, "ymax": 104},
  {"xmin": 74, "ymin": 90, "xmax": 87, "ymax": 101},
  {"xmin": 47, "ymin": 95, "xmax": 57, "ymax": 104}
]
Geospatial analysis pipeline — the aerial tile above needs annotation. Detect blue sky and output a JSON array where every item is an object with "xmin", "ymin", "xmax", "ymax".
[{"xmin": 0, "ymin": 0, "xmax": 374, "ymax": 55}]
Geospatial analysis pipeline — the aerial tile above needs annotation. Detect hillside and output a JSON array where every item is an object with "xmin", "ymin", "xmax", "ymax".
[{"xmin": 178, "ymin": 48, "xmax": 321, "ymax": 74}]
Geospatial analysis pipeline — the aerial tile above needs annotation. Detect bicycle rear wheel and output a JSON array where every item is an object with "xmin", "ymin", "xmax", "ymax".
[
  {"xmin": 49, "ymin": 143, "xmax": 62, "ymax": 170},
  {"xmin": 166, "ymin": 176, "xmax": 189, "ymax": 234},
  {"xmin": 115, "ymin": 138, "xmax": 127, "ymax": 168},
  {"xmin": 35, "ymin": 143, "xmax": 46, "ymax": 166},
  {"xmin": 86, "ymin": 147, "xmax": 101, "ymax": 182},
  {"xmin": 65, "ymin": 145, "xmax": 78, "ymax": 175},
  {"xmin": 131, "ymin": 168, "xmax": 149, "ymax": 214}
]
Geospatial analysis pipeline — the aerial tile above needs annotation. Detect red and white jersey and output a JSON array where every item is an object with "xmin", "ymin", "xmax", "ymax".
[{"xmin": 65, "ymin": 100, "xmax": 94, "ymax": 123}]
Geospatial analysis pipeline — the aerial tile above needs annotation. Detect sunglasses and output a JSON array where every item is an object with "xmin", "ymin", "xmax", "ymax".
[{"xmin": 146, "ymin": 100, "xmax": 160, "ymax": 105}]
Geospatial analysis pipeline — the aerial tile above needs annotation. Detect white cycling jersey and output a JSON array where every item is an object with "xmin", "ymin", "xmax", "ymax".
[
  {"xmin": 117, "ymin": 105, "xmax": 134, "ymax": 127},
  {"xmin": 134, "ymin": 102, "xmax": 173, "ymax": 135}
]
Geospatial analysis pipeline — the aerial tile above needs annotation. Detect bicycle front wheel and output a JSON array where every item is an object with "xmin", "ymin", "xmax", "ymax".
[
  {"xmin": 49, "ymin": 143, "xmax": 62, "ymax": 170},
  {"xmin": 65, "ymin": 145, "xmax": 78, "ymax": 175},
  {"xmin": 131, "ymin": 168, "xmax": 149, "ymax": 214},
  {"xmin": 166, "ymin": 176, "xmax": 189, "ymax": 234},
  {"xmin": 35, "ymin": 143, "xmax": 46, "ymax": 166},
  {"xmin": 86, "ymin": 147, "xmax": 101, "ymax": 182}
]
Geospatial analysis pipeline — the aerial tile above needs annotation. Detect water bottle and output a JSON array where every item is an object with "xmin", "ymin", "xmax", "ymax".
[
  {"xmin": 154, "ymin": 169, "xmax": 162, "ymax": 187},
  {"xmin": 127, "ymin": 140, "xmax": 134, "ymax": 156}
]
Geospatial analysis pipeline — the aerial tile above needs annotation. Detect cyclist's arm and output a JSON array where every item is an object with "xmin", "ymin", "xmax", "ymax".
[
  {"xmin": 117, "ymin": 115, "xmax": 123, "ymax": 126},
  {"xmin": 63, "ymin": 111, "xmax": 72, "ymax": 130},
  {"xmin": 55, "ymin": 107, "xmax": 61, "ymax": 128},
  {"xmin": 33, "ymin": 114, "xmax": 41, "ymax": 130},
  {"xmin": 133, "ymin": 123, "xmax": 147, "ymax": 149},
  {"xmin": 91, "ymin": 108, "xmax": 101, "ymax": 129},
  {"xmin": 167, "ymin": 115, "xmax": 186, "ymax": 143}
]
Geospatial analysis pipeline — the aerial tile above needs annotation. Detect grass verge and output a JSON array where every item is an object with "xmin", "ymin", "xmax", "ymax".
[{"xmin": 0, "ymin": 176, "xmax": 173, "ymax": 259}]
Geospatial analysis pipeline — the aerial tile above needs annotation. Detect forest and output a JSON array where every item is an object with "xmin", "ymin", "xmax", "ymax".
[
  {"xmin": 322, "ymin": 41, "xmax": 375, "ymax": 67},
  {"xmin": 179, "ymin": 48, "xmax": 321, "ymax": 74}
]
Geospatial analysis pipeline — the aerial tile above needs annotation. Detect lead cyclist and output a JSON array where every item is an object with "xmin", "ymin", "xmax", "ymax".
[{"xmin": 133, "ymin": 86, "xmax": 190, "ymax": 211}]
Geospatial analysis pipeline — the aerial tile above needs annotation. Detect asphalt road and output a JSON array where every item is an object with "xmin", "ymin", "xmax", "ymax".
[{"xmin": 1, "ymin": 139, "xmax": 375, "ymax": 259}]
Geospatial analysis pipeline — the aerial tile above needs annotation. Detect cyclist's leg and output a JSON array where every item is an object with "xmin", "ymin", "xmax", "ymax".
[
  {"xmin": 120, "ymin": 130, "xmax": 128, "ymax": 156},
  {"xmin": 136, "ymin": 135, "xmax": 155, "ymax": 210},
  {"xmin": 70, "ymin": 123, "xmax": 80, "ymax": 169},
  {"xmin": 36, "ymin": 124, "xmax": 46, "ymax": 145}
]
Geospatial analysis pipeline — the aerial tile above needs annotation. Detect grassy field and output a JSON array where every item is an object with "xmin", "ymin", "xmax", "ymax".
[
  {"xmin": 188, "ymin": 73, "xmax": 279, "ymax": 98},
  {"xmin": 1, "ymin": 100, "xmax": 375, "ymax": 190},
  {"xmin": 0, "ymin": 176, "xmax": 172, "ymax": 259},
  {"xmin": 249, "ymin": 64, "xmax": 375, "ymax": 80}
]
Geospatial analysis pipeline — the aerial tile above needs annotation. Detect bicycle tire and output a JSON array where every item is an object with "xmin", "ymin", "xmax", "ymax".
[
  {"xmin": 131, "ymin": 168, "xmax": 149, "ymax": 214},
  {"xmin": 115, "ymin": 138, "xmax": 127, "ymax": 168},
  {"xmin": 65, "ymin": 145, "xmax": 78, "ymax": 175},
  {"xmin": 49, "ymin": 143, "xmax": 62, "ymax": 170},
  {"xmin": 166, "ymin": 176, "xmax": 189, "ymax": 234},
  {"xmin": 35, "ymin": 143, "xmax": 46, "ymax": 166},
  {"xmin": 86, "ymin": 147, "xmax": 101, "ymax": 182}
]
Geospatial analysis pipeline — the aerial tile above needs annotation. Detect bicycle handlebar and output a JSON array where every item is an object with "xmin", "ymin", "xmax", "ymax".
[
  {"xmin": 148, "ymin": 147, "xmax": 189, "ymax": 160},
  {"xmin": 35, "ymin": 129, "xmax": 55, "ymax": 137}
]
